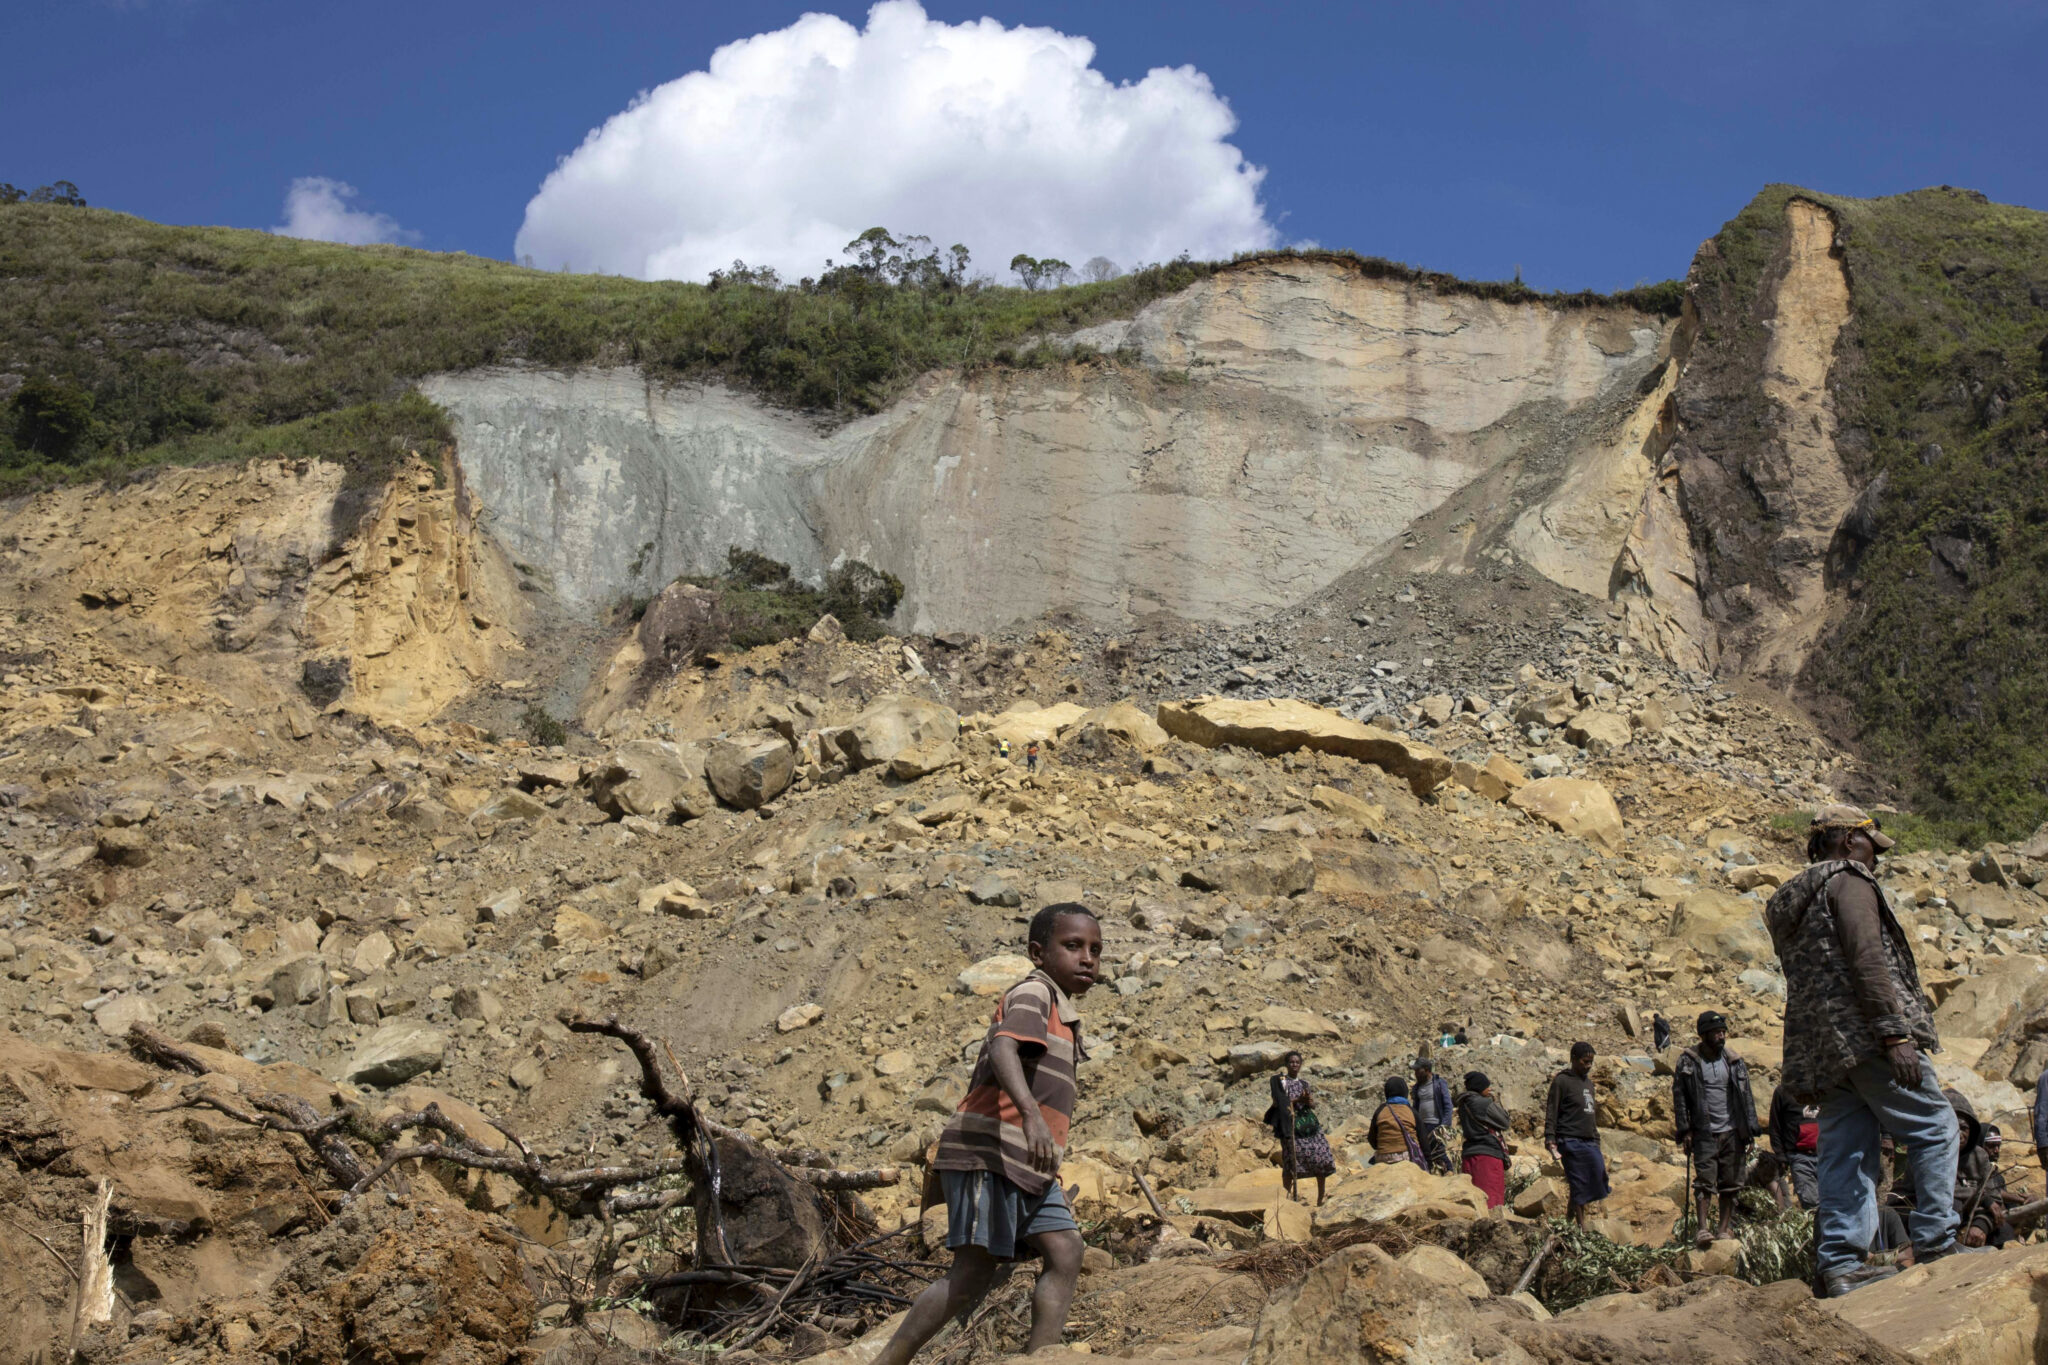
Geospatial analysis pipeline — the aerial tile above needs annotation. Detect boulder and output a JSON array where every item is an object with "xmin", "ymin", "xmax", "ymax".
[
  {"xmin": 1309, "ymin": 785, "xmax": 1383, "ymax": 827},
  {"xmin": 1935, "ymin": 955, "xmax": 2048, "ymax": 1040},
  {"xmin": 589, "ymin": 740, "xmax": 713, "ymax": 821},
  {"xmin": 1246, "ymin": 1243, "xmax": 1532, "ymax": 1365},
  {"xmin": 1666, "ymin": 891, "xmax": 1774, "ymax": 967},
  {"xmin": 1951, "ymin": 884, "xmax": 2045, "ymax": 929},
  {"xmin": 987, "ymin": 701, "xmax": 1090, "ymax": 750},
  {"xmin": 888, "ymin": 740, "xmax": 961, "ymax": 780},
  {"xmin": 807, "ymin": 613, "xmax": 845, "ymax": 644},
  {"xmin": 777, "ymin": 1003, "xmax": 824, "ymax": 1033},
  {"xmin": 1312, "ymin": 1162, "xmax": 1490, "ymax": 1235},
  {"xmin": 830, "ymin": 697, "xmax": 961, "ymax": 770},
  {"xmin": 1224, "ymin": 1041, "xmax": 1298, "ymax": 1080},
  {"xmin": 1156, "ymin": 697, "xmax": 1452, "ymax": 797},
  {"xmin": 345, "ymin": 1024, "xmax": 448, "ymax": 1087},
  {"xmin": 470, "ymin": 789, "xmax": 547, "ymax": 823},
  {"xmin": 957, "ymin": 953, "xmax": 1033, "ymax": 996},
  {"xmin": 1508, "ymin": 778, "xmax": 1624, "ymax": 851},
  {"xmin": 1182, "ymin": 848, "xmax": 1314, "ymax": 899},
  {"xmin": 95, "ymin": 826, "xmax": 152, "ymax": 867},
  {"xmin": 705, "ymin": 734, "xmax": 796, "ymax": 809},
  {"xmin": 92, "ymin": 994, "xmax": 157, "ymax": 1037},
  {"xmin": 1397, "ymin": 1244, "xmax": 1492, "ymax": 1300},
  {"xmin": 966, "ymin": 873, "xmax": 1021, "ymax": 907},
  {"xmin": 1822, "ymin": 1241, "xmax": 2048, "ymax": 1365},
  {"xmin": 1513, "ymin": 689, "xmax": 1578, "ymax": 727},
  {"xmin": 352, "ymin": 931, "xmax": 395, "ymax": 974},
  {"xmin": 1565, "ymin": 708, "xmax": 1632, "ymax": 754},
  {"xmin": 1071, "ymin": 701, "xmax": 1169, "ymax": 751}
]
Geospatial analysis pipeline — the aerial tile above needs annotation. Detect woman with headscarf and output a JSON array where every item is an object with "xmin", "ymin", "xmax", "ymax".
[
  {"xmin": 1456, "ymin": 1071, "xmax": 1512, "ymax": 1207},
  {"xmin": 1369, "ymin": 1076, "xmax": 1428, "ymax": 1165},
  {"xmin": 1266, "ymin": 1050, "xmax": 1336, "ymax": 1204}
]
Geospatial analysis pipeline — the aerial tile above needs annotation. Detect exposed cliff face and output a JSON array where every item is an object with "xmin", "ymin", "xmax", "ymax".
[
  {"xmin": 0, "ymin": 457, "xmax": 520, "ymax": 729},
  {"xmin": 426, "ymin": 260, "xmax": 1671, "ymax": 634}
]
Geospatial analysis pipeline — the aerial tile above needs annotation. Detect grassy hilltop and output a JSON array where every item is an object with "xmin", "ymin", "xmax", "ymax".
[
  {"xmin": 0, "ymin": 205, "xmax": 1680, "ymax": 500},
  {"xmin": 1690, "ymin": 184, "xmax": 2048, "ymax": 842}
]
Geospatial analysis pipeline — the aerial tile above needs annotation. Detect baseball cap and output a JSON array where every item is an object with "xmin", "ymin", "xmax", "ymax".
[{"xmin": 1810, "ymin": 803, "xmax": 1896, "ymax": 850}]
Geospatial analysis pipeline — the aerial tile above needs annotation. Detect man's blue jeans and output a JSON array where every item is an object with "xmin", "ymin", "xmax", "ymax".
[{"xmin": 1815, "ymin": 1054, "xmax": 1959, "ymax": 1275}]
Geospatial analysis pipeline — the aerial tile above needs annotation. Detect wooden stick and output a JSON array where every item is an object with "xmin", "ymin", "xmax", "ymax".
[
  {"xmin": 786, "ymin": 1166, "xmax": 900, "ymax": 1190},
  {"xmin": 1511, "ymin": 1233, "xmax": 1560, "ymax": 1298},
  {"xmin": 68, "ymin": 1180, "xmax": 114, "ymax": 1362},
  {"xmin": 1128, "ymin": 1162, "xmax": 1168, "ymax": 1220}
]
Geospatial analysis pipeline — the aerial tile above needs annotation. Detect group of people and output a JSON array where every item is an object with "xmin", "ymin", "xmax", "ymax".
[
  {"xmin": 993, "ymin": 737, "xmax": 1041, "ymax": 772},
  {"xmin": 870, "ymin": 800, "xmax": 2043, "ymax": 1363}
]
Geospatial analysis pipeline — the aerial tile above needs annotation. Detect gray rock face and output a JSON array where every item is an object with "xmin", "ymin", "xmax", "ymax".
[
  {"xmin": 426, "ymin": 261, "xmax": 1665, "ymax": 634},
  {"xmin": 345, "ymin": 1023, "xmax": 448, "ymax": 1087}
]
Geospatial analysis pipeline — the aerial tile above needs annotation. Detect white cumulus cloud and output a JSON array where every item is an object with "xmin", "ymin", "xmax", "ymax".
[
  {"xmin": 513, "ymin": 1, "xmax": 1277, "ymax": 281},
  {"xmin": 273, "ymin": 177, "xmax": 418, "ymax": 246}
]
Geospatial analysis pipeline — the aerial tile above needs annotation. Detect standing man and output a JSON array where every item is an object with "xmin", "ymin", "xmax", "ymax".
[
  {"xmin": 1673, "ymin": 1011, "xmax": 1760, "ymax": 1246},
  {"xmin": 1769, "ymin": 1081, "xmax": 1822, "ymax": 1209},
  {"xmin": 1026, "ymin": 740, "xmax": 1040, "ymax": 774},
  {"xmin": 1412, "ymin": 1056, "xmax": 1454, "ymax": 1174},
  {"xmin": 1652, "ymin": 1013, "xmax": 1672, "ymax": 1052},
  {"xmin": 1764, "ymin": 804, "xmax": 1960, "ymax": 1299},
  {"xmin": 1544, "ymin": 1042, "xmax": 1609, "ymax": 1227}
]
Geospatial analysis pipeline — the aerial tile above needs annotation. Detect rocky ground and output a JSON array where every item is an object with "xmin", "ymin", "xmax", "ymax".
[{"xmin": 7, "ymin": 468, "xmax": 2048, "ymax": 1365}]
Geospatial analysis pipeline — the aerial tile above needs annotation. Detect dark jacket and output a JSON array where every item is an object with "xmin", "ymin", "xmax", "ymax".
[
  {"xmin": 1765, "ymin": 859, "xmax": 1938, "ymax": 1096},
  {"xmin": 1672, "ymin": 1046, "xmax": 1760, "ymax": 1145},
  {"xmin": 1768, "ymin": 1085, "xmax": 1820, "ymax": 1157},
  {"xmin": 2034, "ymin": 1072, "xmax": 2048, "ymax": 1154},
  {"xmin": 1456, "ymin": 1088, "xmax": 1511, "ymax": 1163},
  {"xmin": 1543, "ymin": 1070, "xmax": 1599, "ymax": 1145},
  {"xmin": 1412, "ymin": 1074, "xmax": 1453, "ymax": 1134}
]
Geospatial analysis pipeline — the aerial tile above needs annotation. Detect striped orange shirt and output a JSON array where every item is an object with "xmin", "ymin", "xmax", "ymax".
[{"xmin": 932, "ymin": 969, "xmax": 1087, "ymax": 1195}]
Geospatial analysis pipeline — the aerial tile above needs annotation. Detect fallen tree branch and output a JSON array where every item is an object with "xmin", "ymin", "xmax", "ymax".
[
  {"xmin": 1513, "ymin": 1233, "xmax": 1561, "ymax": 1298},
  {"xmin": 128, "ymin": 1025, "xmax": 370, "ymax": 1186},
  {"xmin": 1129, "ymin": 1162, "xmax": 1168, "ymax": 1220},
  {"xmin": 786, "ymin": 1165, "xmax": 901, "ymax": 1190},
  {"xmin": 67, "ymin": 1180, "xmax": 114, "ymax": 1363}
]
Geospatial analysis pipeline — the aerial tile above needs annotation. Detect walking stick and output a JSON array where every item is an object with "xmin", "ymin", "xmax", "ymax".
[{"xmin": 1683, "ymin": 1137, "xmax": 1695, "ymax": 1243}]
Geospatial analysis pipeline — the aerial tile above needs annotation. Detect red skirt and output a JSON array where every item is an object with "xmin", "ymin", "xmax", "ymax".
[{"xmin": 1463, "ymin": 1154, "xmax": 1507, "ymax": 1208}]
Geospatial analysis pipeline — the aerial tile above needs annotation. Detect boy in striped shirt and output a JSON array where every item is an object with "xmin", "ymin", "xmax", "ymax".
[{"xmin": 875, "ymin": 903, "xmax": 1102, "ymax": 1364}]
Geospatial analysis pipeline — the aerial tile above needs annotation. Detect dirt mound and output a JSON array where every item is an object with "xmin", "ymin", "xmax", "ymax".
[{"xmin": 120, "ymin": 1200, "xmax": 535, "ymax": 1365}]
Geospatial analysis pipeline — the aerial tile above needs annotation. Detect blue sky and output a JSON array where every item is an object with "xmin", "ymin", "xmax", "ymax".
[{"xmin": 6, "ymin": 0, "xmax": 2043, "ymax": 291}]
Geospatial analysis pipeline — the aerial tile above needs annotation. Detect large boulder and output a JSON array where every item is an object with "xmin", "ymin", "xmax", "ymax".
[
  {"xmin": 1156, "ymin": 697, "xmax": 1452, "ymax": 797},
  {"xmin": 1246, "ymin": 1243, "xmax": 1534, "ymax": 1365},
  {"xmin": 1312, "ymin": 1161, "xmax": 1490, "ymax": 1236},
  {"xmin": 1821, "ymin": 1241, "xmax": 2048, "ymax": 1365},
  {"xmin": 1508, "ymin": 777, "xmax": 1625, "ymax": 851},
  {"xmin": 987, "ymin": 701, "xmax": 1089, "ymax": 749},
  {"xmin": 829, "ymin": 696, "xmax": 961, "ymax": 770},
  {"xmin": 705, "ymin": 734, "xmax": 796, "ymax": 809},
  {"xmin": 1513, "ymin": 1278, "xmax": 1911, "ymax": 1365},
  {"xmin": 1666, "ymin": 891, "xmax": 1775, "ymax": 967},
  {"xmin": 1935, "ymin": 955, "xmax": 2048, "ymax": 1040},
  {"xmin": 1310, "ymin": 842, "xmax": 1440, "ymax": 898},
  {"xmin": 1071, "ymin": 701, "xmax": 1169, "ymax": 752},
  {"xmin": 956, "ymin": 953, "xmax": 1033, "ymax": 996},
  {"xmin": 589, "ymin": 740, "xmax": 713, "ymax": 821}
]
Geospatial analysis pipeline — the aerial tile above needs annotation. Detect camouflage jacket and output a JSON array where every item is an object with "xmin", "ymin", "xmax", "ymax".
[{"xmin": 1764, "ymin": 859, "xmax": 1938, "ymax": 1097}]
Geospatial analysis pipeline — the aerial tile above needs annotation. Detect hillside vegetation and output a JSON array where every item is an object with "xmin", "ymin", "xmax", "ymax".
[
  {"xmin": 1700, "ymin": 185, "xmax": 2048, "ymax": 842},
  {"xmin": 0, "ymin": 204, "xmax": 1680, "ymax": 496}
]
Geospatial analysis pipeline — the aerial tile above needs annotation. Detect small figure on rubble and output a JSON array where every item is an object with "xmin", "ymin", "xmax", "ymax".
[
  {"xmin": 1673, "ymin": 1010, "xmax": 1759, "ymax": 1247},
  {"xmin": 1764, "ymin": 804, "xmax": 1964, "ymax": 1298},
  {"xmin": 1544, "ymin": 1042, "xmax": 1610, "ymax": 1227},
  {"xmin": 1266, "ymin": 1050, "xmax": 1336, "ymax": 1205},
  {"xmin": 876, "ymin": 904, "xmax": 1100, "ymax": 1365}
]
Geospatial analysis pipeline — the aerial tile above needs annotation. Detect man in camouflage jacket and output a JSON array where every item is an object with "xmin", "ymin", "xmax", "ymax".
[{"xmin": 1765, "ymin": 804, "xmax": 1961, "ymax": 1298}]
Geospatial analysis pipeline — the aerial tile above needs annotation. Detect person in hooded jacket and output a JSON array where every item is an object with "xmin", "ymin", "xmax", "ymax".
[
  {"xmin": 1897, "ymin": 1089, "xmax": 2005, "ymax": 1249},
  {"xmin": 1456, "ymin": 1071, "xmax": 1512, "ymax": 1208},
  {"xmin": 1673, "ymin": 1010, "xmax": 1761, "ymax": 1246}
]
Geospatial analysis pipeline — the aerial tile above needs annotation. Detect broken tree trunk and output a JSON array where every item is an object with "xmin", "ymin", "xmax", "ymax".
[{"xmin": 67, "ymin": 1179, "xmax": 114, "ymax": 1363}]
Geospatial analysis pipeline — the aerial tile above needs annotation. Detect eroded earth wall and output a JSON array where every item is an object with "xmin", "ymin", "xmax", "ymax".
[{"xmin": 425, "ymin": 260, "xmax": 1674, "ymax": 634}]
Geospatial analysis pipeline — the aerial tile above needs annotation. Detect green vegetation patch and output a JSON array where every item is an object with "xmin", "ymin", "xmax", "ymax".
[
  {"xmin": 1762, "ymin": 186, "xmax": 2048, "ymax": 844},
  {"xmin": 0, "ymin": 203, "xmax": 1681, "ymax": 502}
]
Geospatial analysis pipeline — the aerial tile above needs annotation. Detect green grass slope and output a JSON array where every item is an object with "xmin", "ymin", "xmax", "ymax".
[
  {"xmin": 0, "ymin": 204, "xmax": 1679, "ymax": 498},
  {"xmin": 1699, "ymin": 185, "xmax": 2048, "ymax": 842}
]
